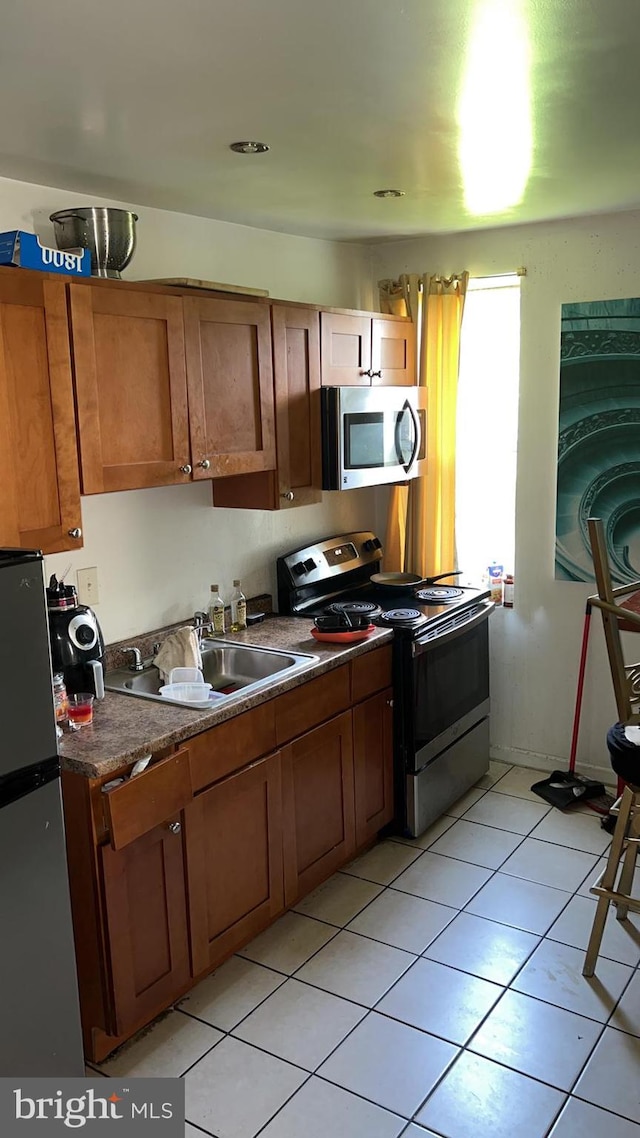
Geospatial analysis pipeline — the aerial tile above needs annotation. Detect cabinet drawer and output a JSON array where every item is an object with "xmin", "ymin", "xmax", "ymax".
[
  {"xmin": 275, "ymin": 665, "xmax": 350, "ymax": 745},
  {"xmin": 103, "ymin": 749, "xmax": 192, "ymax": 850},
  {"xmin": 351, "ymin": 645, "xmax": 393, "ymax": 703},
  {"xmin": 189, "ymin": 702, "xmax": 276, "ymax": 791}
]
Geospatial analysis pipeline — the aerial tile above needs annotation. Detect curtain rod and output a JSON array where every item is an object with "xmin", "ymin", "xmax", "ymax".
[
  {"xmin": 379, "ymin": 268, "xmax": 526, "ymax": 289},
  {"xmin": 433, "ymin": 269, "xmax": 526, "ymax": 283},
  {"xmin": 472, "ymin": 268, "xmax": 526, "ymax": 280}
]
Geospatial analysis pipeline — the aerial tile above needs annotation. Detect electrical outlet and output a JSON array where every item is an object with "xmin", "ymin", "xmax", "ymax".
[{"xmin": 77, "ymin": 567, "xmax": 99, "ymax": 606}]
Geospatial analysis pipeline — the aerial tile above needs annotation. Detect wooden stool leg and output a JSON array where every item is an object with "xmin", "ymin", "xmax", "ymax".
[
  {"xmin": 615, "ymin": 799, "xmax": 639, "ymax": 920},
  {"xmin": 615, "ymin": 836, "xmax": 638, "ymax": 920},
  {"xmin": 583, "ymin": 787, "xmax": 634, "ymax": 977}
]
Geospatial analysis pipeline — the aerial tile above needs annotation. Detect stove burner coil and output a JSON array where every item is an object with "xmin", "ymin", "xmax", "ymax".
[
  {"xmin": 327, "ymin": 601, "xmax": 378, "ymax": 613},
  {"xmin": 414, "ymin": 586, "xmax": 464, "ymax": 603},
  {"xmin": 380, "ymin": 607, "xmax": 424, "ymax": 625},
  {"xmin": 326, "ymin": 601, "xmax": 381, "ymax": 616}
]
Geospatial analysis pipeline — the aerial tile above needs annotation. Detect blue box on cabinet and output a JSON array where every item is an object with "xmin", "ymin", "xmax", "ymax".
[{"xmin": 0, "ymin": 230, "xmax": 91, "ymax": 276}]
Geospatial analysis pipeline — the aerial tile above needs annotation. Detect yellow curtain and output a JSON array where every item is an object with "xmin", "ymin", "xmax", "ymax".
[
  {"xmin": 380, "ymin": 275, "xmax": 418, "ymax": 570},
  {"xmin": 380, "ymin": 271, "xmax": 469, "ymax": 575}
]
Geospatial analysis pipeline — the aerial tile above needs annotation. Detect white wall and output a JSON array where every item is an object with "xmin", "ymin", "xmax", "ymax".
[
  {"xmin": 371, "ymin": 210, "xmax": 640, "ymax": 781},
  {"xmin": 0, "ymin": 175, "xmax": 378, "ymax": 642}
]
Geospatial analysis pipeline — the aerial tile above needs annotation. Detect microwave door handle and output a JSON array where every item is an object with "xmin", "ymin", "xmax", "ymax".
[{"xmin": 395, "ymin": 399, "xmax": 421, "ymax": 474}]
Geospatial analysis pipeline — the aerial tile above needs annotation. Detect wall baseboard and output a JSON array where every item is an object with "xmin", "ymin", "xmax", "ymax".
[{"xmin": 490, "ymin": 744, "xmax": 614, "ymax": 790}]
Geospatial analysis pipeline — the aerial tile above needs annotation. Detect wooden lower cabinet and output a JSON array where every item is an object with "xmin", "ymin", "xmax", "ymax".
[
  {"xmin": 100, "ymin": 814, "xmax": 191, "ymax": 1036},
  {"xmin": 282, "ymin": 711, "xmax": 356, "ymax": 905},
  {"xmin": 68, "ymin": 646, "xmax": 396, "ymax": 1060},
  {"xmin": 185, "ymin": 750, "xmax": 284, "ymax": 976},
  {"xmin": 353, "ymin": 687, "xmax": 395, "ymax": 846}
]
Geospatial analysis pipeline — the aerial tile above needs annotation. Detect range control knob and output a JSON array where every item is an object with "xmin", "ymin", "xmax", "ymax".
[
  {"xmin": 362, "ymin": 539, "xmax": 375, "ymax": 552},
  {"xmin": 303, "ymin": 558, "xmax": 316, "ymax": 573},
  {"xmin": 291, "ymin": 561, "xmax": 306, "ymax": 577},
  {"xmin": 372, "ymin": 537, "xmax": 382, "ymax": 549}
]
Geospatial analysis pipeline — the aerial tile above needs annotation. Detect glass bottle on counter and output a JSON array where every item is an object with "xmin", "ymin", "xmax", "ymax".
[
  {"xmin": 53, "ymin": 672, "xmax": 68, "ymax": 733},
  {"xmin": 208, "ymin": 584, "xmax": 226, "ymax": 635},
  {"xmin": 230, "ymin": 579, "xmax": 247, "ymax": 632}
]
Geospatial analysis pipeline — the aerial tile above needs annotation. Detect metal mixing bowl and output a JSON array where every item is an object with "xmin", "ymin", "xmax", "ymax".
[{"xmin": 49, "ymin": 207, "xmax": 139, "ymax": 278}]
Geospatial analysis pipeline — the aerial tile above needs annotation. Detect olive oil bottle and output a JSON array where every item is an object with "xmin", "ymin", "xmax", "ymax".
[
  {"xmin": 229, "ymin": 579, "xmax": 247, "ymax": 632},
  {"xmin": 208, "ymin": 584, "xmax": 226, "ymax": 635}
]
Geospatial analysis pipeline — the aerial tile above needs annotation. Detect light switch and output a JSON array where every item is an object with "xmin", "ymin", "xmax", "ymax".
[{"xmin": 77, "ymin": 567, "xmax": 99, "ymax": 606}]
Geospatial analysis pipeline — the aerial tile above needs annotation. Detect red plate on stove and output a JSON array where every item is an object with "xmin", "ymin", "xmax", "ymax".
[{"xmin": 310, "ymin": 624, "xmax": 376, "ymax": 644}]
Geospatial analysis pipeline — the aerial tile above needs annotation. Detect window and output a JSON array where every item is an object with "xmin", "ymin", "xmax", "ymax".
[{"xmin": 455, "ymin": 274, "xmax": 521, "ymax": 585}]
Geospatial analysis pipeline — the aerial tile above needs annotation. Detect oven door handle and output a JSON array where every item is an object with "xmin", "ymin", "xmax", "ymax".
[
  {"xmin": 412, "ymin": 601, "xmax": 495, "ymax": 656},
  {"xmin": 395, "ymin": 399, "xmax": 421, "ymax": 474}
]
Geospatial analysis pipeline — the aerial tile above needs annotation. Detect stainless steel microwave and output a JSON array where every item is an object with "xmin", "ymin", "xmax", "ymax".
[{"xmin": 321, "ymin": 385, "xmax": 427, "ymax": 490}]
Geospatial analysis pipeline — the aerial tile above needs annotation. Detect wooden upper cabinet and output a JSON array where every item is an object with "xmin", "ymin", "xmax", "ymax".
[
  {"xmin": 371, "ymin": 317, "xmax": 416, "ymax": 386},
  {"xmin": 272, "ymin": 305, "xmax": 322, "ymax": 506},
  {"xmin": 320, "ymin": 312, "xmax": 372, "ymax": 386},
  {"xmin": 211, "ymin": 304, "xmax": 322, "ymax": 510},
  {"xmin": 184, "ymin": 297, "xmax": 276, "ymax": 478},
  {"xmin": 0, "ymin": 271, "xmax": 82, "ymax": 552},
  {"xmin": 321, "ymin": 311, "xmax": 416, "ymax": 387},
  {"xmin": 69, "ymin": 284, "xmax": 191, "ymax": 493}
]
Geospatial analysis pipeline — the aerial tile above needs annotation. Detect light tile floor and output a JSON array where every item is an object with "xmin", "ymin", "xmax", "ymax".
[{"xmin": 95, "ymin": 762, "xmax": 640, "ymax": 1137}]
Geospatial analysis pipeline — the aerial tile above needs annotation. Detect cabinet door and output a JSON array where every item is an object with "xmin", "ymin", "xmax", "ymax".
[
  {"xmin": 320, "ymin": 312, "xmax": 372, "ymax": 386},
  {"xmin": 211, "ymin": 305, "xmax": 321, "ymax": 510},
  {"xmin": 101, "ymin": 815, "xmax": 190, "ymax": 1036},
  {"xmin": 185, "ymin": 751, "xmax": 284, "ymax": 976},
  {"xmin": 282, "ymin": 711, "xmax": 356, "ymax": 904},
  {"xmin": 69, "ymin": 284, "xmax": 190, "ymax": 492},
  {"xmin": 0, "ymin": 272, "xmax": 82, "ymax": 552},
  {"xmin": 353, "ymin": 687, "xmax": 395, "ymax": 846},
  {"xmin": 371, "ymin": 318, "xmax": 416, "ymax": 387},
  {"xmin": 184, "ymin": 297, "xmax": 276, "ymax": 478},
  {"xmin": 272, "ymin": 305, "xmax": 322, "ymax": 506}
]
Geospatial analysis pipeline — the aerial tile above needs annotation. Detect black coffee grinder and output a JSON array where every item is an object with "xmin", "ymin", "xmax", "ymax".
[{"xmin": 47, "ymin": 574, "xmax": 105, "ymax": 698}]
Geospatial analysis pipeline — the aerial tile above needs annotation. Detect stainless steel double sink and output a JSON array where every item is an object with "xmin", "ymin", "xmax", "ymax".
[{"xmin": 105, "ymin": 639, "xmax": 317, "ymax": 709}]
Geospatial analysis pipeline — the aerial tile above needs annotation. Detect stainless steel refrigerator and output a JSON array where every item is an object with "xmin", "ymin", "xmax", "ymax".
[{"xmin": 0, "ymin": 549, "xmax": 84, "ymax": 1075}]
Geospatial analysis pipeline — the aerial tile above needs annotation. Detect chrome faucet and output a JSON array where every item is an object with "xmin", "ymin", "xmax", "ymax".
[
  {"xmin": 123, "ymin": 646, "xmax": 144, "ymax": 672},
  {"xmin": 193, "ymin": 611, "xmax": 213, "ymax": 641}
]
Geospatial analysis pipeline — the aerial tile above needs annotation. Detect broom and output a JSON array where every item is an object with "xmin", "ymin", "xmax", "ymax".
[{"xmin": 531, "ymin": 601, "xmax": 617, "ymax": 817}]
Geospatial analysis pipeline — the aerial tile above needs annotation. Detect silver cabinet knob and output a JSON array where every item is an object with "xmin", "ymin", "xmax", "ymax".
[
  {"xmin": 179, "ymin": 464, "xmax": 192, "ymax": 475},
  {"xmin": 386, "ymin": 698, "xmax": 394, "ymax": 707},
  {"xmin": 168, "ymin": 821, "xmax": 182, "ymax": 835},
  {"xmin": 281, "ymin": 491, "xmax": 295, "ymax": 501},
  {"xmin": 197, "ymin": 459, "xmax": 211, "ymax": 470},
  {"xmin": 67, "ymin": 527, "xmax": 82, "ymax": 539}
]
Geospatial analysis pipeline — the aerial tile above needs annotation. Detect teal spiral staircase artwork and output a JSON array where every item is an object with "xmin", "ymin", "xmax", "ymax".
[{"xmin": 555, "ymin": 298, "xmax": 640, "ymax": 583}]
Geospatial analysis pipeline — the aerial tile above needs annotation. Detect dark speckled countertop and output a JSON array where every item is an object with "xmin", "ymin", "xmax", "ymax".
[{"xmin": 58, "ymin": 616, "xmax": 393, "ymax": 779}]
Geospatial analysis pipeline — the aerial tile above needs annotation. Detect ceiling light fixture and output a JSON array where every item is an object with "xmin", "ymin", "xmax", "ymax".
[
  {"xmin": 458, "ymin": 0, "xmax": 532, "ymax": 215},
  {"xmin": 373, "ymin": 189, "xmax": 405, "ymax": 198},
  {"xmin": 229, "ymin": 141, "xmax": 270, "ymax": 155}
]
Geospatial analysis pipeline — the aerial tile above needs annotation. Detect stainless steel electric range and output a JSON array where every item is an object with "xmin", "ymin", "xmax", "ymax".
[{"xmin": 277, "ymin": 531, "xmax": 494, "ymax": 837}]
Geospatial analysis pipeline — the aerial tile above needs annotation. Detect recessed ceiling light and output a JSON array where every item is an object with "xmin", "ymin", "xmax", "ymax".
[
  {"xmin": 373, "ymin": 189, "xmax": 405, "ymax": 198},
  {"xmin": 229, "ymin": 141, "xmax": 270, "ymax": 155}
]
